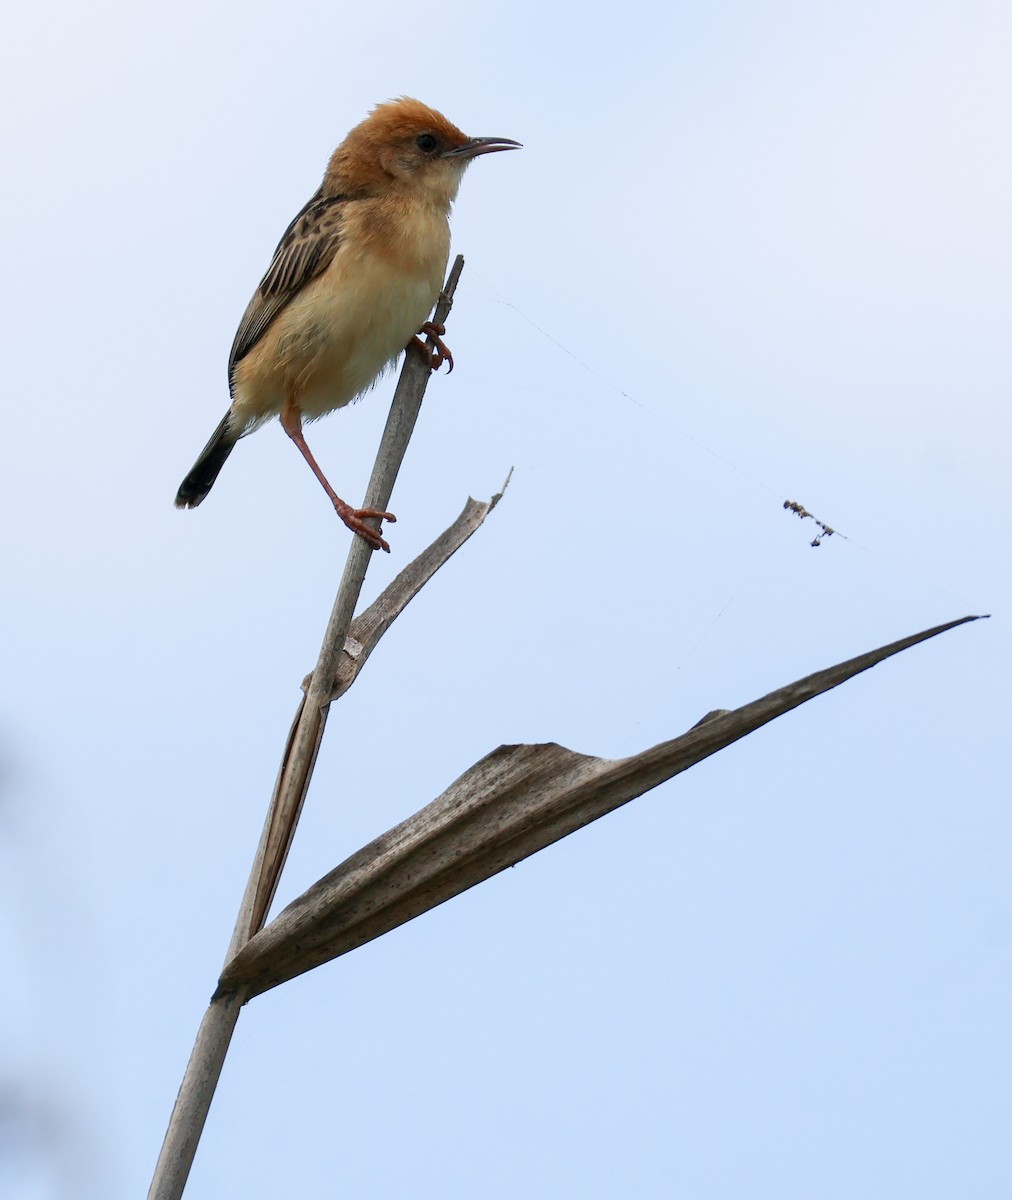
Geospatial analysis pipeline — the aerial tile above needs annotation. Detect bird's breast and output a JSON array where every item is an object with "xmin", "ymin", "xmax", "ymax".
[{"xmin": 232, "ymin": 198, "xmax": 450, "ymax": 426}]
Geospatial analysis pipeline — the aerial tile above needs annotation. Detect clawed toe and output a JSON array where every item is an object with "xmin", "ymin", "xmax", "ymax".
[
  {"xmin": 412, "ymin": 321, "xmax": 454, "ymax": 373},
  {"xmin": 335, "ymin": 502, "xmax": 396, "ymax": 553}
]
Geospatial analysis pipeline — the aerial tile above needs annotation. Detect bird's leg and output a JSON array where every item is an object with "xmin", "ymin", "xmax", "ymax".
[
  {"xmin": 280, "ymin": 397, "xmax": 396, "ymax": 553},
  {"xmin": 411, "ymin": 320, "xmax": 454, "ymax": 373}
]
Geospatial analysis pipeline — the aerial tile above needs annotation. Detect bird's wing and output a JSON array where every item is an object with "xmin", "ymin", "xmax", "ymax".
[{"xmin": 228, "ymin": 189, "xmax": 349, "ymax": 389}]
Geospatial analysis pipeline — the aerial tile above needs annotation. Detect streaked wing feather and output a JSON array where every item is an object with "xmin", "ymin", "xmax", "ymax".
[{"xmin": 228, "ymin": 189, "xmax": 348, "ymax": 389}]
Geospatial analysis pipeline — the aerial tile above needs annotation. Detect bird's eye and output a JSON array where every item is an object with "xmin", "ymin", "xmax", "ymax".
[{"xmin": 415, "ymin": 133, "xmax": 439, "ymax": 153}]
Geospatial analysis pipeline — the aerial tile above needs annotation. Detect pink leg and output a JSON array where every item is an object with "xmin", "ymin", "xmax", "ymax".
[{"xmin": 280, "ymin": 397, "xmax": 396, "ymax": 553}]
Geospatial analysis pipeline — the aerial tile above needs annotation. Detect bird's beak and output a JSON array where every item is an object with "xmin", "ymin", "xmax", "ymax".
[{"xmin": 443, "ymin": 137, "xmax": 522, "ymax": 160}]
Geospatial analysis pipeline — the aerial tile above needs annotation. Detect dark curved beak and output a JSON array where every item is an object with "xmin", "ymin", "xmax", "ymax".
[{"xmin": 443, "ymin": 136, "xmax": 522, "ymax": 161}]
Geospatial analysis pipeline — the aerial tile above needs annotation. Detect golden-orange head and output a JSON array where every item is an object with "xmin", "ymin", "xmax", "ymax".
[{"xmin": 324, "ymin": 97, "xmax": 519, "ymax": 203}]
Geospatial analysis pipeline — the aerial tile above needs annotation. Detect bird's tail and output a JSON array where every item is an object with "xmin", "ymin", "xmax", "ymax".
[{"xmin": 174, "ymin": 412, "xmax": 239, "ymax": 509}]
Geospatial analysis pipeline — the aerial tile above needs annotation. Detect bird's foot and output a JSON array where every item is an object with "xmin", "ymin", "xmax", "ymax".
[
  {"xmin": 334, "ymin": 500, "xmax": 397, "ymax": 553},
  {"xmin": 412, "ymin": 321, "xmax": 454, "ymax": 373}
]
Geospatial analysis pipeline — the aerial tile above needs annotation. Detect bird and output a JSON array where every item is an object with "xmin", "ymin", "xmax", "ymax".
[{"xmin": 174, "ymin": 97, "xmax": 519, "ymax": 552}]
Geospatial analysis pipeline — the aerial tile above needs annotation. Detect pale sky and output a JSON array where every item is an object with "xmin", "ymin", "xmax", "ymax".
[{"xmin": 2, "ymin": 1, "xmax": 1010, "ymax": 1197}]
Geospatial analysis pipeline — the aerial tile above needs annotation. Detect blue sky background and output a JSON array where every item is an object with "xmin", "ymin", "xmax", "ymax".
[{"xmin": 2, "ymin": 1, "xmax": 1010, "ymax": 1196}]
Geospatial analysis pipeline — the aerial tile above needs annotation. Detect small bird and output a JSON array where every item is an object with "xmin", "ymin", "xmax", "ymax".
[{"xmin": 175, "ymin": 97, "xmax": 519, "ymax": 551}]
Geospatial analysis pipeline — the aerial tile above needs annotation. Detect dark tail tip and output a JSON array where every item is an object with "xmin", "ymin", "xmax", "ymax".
[{"xmin": 175, "ymin": 413, "xmax": 238, "ymax": 509}]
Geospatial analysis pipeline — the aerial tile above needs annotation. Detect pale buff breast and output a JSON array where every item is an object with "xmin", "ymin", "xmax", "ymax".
[{"xmin": 231, "ymin": 198, "xmax": 450, "ymax": 429}]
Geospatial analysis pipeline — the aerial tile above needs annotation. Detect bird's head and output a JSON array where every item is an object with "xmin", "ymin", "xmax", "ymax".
[{"xmin": 326, "ymin": 97, "xmax": 520, "ymax": 205}]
